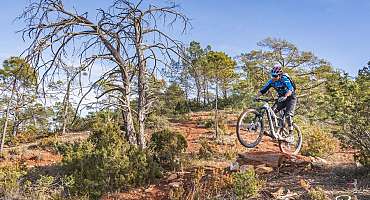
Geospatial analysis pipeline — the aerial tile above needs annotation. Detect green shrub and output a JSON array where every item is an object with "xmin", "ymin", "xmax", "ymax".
[
  {"xmin": 0, "ymin": 163, "xmax": 26, "ymax": 198},
  {"xmin": 198, "ymin": 113, "xmax": 228, "ymax": 136},
  {"xmin": 171, "ymin": 114, "xmax": 191, "ymax": 122},
  {"xmin": 0, "ymin": 151, "xmax": 8, "ymax": 160},
  {"xmin": 39, "ymin": 136, "xmax": 72, "ymax": 155},
  {"xmin": 198, "ymin": 139, "xmax": 215, "ymax": 159},
  {"xmin": 355, "ymin": 151, "xmax": 370, "ymax": 166},
  {"xmin": 232, "ymin": 169, "xmax": 263, "ymax": 199},
  {"xmin": 8, "ymin": 148, "xmax": 21, "ymax": 156},
  {"xmin": 150, "ymin": 129, "xmax": 187, "ymax": 170},
  {"xmin": 61, "ymin": 122, "xmax": 162, "ymax": 199},
  {"xmin": 69, "ymin": 116, "xmax": 91, "ymax": 132},
  {"xmin": 341, "ymin": 123, "xmax": 370, "ymax": 166},
  {"xmin": 0, "ymin": 164, "xmax": 66, "ymax": 199},
  {"xmin": 169, "ymin": 185, "xmax": 185, "ymax": 200},
  {"xmin": 300, "ymin": 122, "xmax": 337, "ymax": 157},
  {"xmin": 307, "ymin": 186, "xmax": 328, "ymax": 200},
  {"xmin": 39, "ymin": 135, "xmax": 58, "ymax": 148},
  {"xmin": 223, "ymin": 147, "xmax": 238, "ymax": 160},
  {"xmin": 24, "ymin": 175, "xmax": 64, "ymax": 199},
  {"xmin": 6, "ymin": 127, "xmax": 38, "ymax": 146},
  {"xmin": 204, "ymin": 119, "xmax": 214, "ymax": 128},
  {"xmin": 146, "ymin": 114, "xmax": 170, "ymax": 131}
]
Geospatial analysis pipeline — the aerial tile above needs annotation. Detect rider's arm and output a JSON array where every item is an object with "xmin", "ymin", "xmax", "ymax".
[
  {"xmin": 256, "ymin": 91, "xmax": 262, "ymax": 98},
  {"xmin": 284, "ymin": 90, "xmax": 292, "ymax": 97},
  {"xmin": 282, "ymin": 76, "xmax": 294, "ymax": 97},
  {"xmin": 259, "ymin": 80, "xmax": 272, "ymax": 96}
]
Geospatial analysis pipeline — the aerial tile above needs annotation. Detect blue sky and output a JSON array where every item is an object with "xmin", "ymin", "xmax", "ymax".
[{"xmin": 1, "ymin": 0, "xmax": 369, "ymax": 76}]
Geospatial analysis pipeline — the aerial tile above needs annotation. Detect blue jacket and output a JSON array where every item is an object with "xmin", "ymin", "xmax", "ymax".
[{"xmin": 260, "ymin": 75, "xmax": 295, "ymax": 96}]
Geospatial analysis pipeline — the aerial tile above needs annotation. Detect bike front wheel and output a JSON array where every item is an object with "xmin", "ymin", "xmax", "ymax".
[
  {"xmin": 278, "ymin": 124, "xmax": 302, "ymax": 155},
  {"xmin": 236, "ymin": 109, "xmax": 264, "ymax": 148}
]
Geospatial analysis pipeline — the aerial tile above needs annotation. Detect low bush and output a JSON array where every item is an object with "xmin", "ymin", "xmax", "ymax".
[
  {"xmin": 300, "ymin": 122, "xmax": 337, "ymax": 157},
  {"xmin": 355, "ymin": 151, "xmax": 370, "ymax": 167},
  {"xmin": 232, "ymin": 168, "xmax": 263, "ymax": 199},
  {"xmin": 6, "ymin": 127, "xmax": 38, "ymax": 146},
  {"xmin": 204, "ymin": 119, "xmax": 214, "ymax": 128},
  {"xmin": 198, "ymin": 139, "xmax": 215, "ymax": 159},
  {"xmin": 171, "ymin": 114, "xmax": 191, "ymax": 123},
  {"xmin": 38, "ymin": 135, "xmax": 58, "ymax": 148},
  {"xmin": 341, "ymin": 122, "xmax": 370, "ymax": 166},
  {"xmin": 61, "ymin": 122, "xmax": 162, "ymax": 199},
  {"xmin": 197, "ymin": 112, "xmax": 228, "ymax": 137},
  {"xmin": 202, "ymin": 168, "xmax": 233, "ymax": 198},
  {"xmin": 174, "ymin": 166, "xmax": 234, "ymax": 199},
  {"xmin": 22, "ymin": 174, "xmax": 66, "ymax": 199},
  {"xmin": 0, "ymin": 163, "xmax": 26, "ymax": 198},
  {"xmin": 39, "ymin": 136, "xmax": 72, "ymax": 155},
  {"xmin": 169, "ymin": 185, "xmax": 186, "ymax": 200},
  {"xmin": 150, "ymin": 129, "xmax": 187, "ymax": 170},
  {"xmin": 307, "ymin": 186, "xmax": 328, "ymax": 200},
  {"xmin": 0, "ymin": 151, "xmax": 8, "ymax": 160},
  {"xmin": 146, "ymin": 114, "xmax": 170, "ymax": 131},
  {"xmin": 223, "ymin": 146, "xmax": 238, "ymax": 160}
]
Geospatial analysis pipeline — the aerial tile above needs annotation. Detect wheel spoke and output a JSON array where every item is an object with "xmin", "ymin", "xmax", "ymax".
[
  {"xmin": 279, "ymin": 124, "xmax": 302, "ymax": 155},
  {"xmin": 236, "ymin": 109, "xmax": 264, "ymax": 148}
]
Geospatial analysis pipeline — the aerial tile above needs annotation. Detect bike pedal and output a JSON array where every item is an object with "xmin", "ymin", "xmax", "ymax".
[
  {"xmin": 278, "ymin": 136, "xmax": 294, "ymax": 143},
  {"xmin": 263, "ymin": 131, "xmax": 270, "ymax": 136}
]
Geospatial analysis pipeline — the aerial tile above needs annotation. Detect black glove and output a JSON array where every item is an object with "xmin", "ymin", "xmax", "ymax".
[{"xmin": 278, "ymin": 96, "xmax": 287, "ymax": 103}]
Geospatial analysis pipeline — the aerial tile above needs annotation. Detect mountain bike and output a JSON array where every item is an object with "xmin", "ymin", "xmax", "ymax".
[{"xmin": 236, "ymin": 98, "xmax": 302, "ymax": 155}]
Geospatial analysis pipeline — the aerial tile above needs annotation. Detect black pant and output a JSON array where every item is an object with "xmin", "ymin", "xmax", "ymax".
[{"xmin": 274, "ymin": 95, "xmax": 297, "ymax": 129}]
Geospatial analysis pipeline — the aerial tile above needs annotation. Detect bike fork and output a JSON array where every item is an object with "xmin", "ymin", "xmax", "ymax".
[{"xmin": 262, "ymin": 108, "xmax": 277, "ymax": 139}]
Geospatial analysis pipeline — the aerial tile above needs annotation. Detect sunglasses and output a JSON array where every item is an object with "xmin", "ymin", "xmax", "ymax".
[{"xmin": 271, "ymin": 75, "xmax": 279, "ymax": 78}]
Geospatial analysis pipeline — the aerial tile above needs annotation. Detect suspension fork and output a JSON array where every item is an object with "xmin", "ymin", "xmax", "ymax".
[{"xmin": 261, "ymin": 106, "xmax": 279, "ymax": 139}]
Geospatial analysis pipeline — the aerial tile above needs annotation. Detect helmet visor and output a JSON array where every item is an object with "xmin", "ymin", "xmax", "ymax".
[{"xmin": 270, "ymin": 72, "xmax": 279, "ymax": 78}]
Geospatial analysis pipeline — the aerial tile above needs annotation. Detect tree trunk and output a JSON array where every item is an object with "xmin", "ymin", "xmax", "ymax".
[
  {"xmin": 12, "ymin": 97, "xmax": 21, "ymax": 137},
  {"xmin": 12, "ymin": 120, "xmax": 19, "ymax": 137},
  {"xmin": 206, "ymin": 84, "xmax": 210, "ymax": 105},
  {"xmin": 62, "ymin": 80, "xmax": 71, "ymax": 135},
  {"xmin": 215, "ymin": 81, "xmax": 219, "ymax": 139},
  {"xmin": 203, "ymin": 80, "xmax": 207, "ymax": 107},
  {"xmin": 223, "ymin": 87, "xmax": 228, "ymax": 100},
  {"xmin": 1, "ymin": 80, "xmax": 16, "ymax": 152},
  {"xmin": 135, "ymin": 19, "xmax": 146, "ymax": 149},
  {"xmin": 97, "ymin": 28, "xmax": 137, "ymax": 146},
  {"xmin": 182, "ymin": 78, "xmax": 191, "ymax": 112},
  {"xmin": 195, "ymin": 80, "xmax": 201, "ymax": 104},
  {"xmin": 121, "ymin": 93, "xmax": 137, "ymax": 145}
]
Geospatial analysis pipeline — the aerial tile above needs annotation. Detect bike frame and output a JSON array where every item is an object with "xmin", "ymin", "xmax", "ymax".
[{"xmin": 259, "ymin": 101, "xmax": 282, "ymax": 139}]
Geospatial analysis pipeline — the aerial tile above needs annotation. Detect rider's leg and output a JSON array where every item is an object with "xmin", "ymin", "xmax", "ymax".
[
  {"xmin": 274, "ymin": 100, "xmax": 286, "ymax": 127},
  {"xmin": 273, "ymin": 100, "xmax": 285, "ymax": 114},
  {"xmin": 284, "ymin": 96, "xmax": 297, "ymax": 134}
]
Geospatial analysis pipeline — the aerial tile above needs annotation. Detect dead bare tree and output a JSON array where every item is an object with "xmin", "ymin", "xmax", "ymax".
[
  {"xmin": 19, "ymin": 0, "xmax": 190, "ymax": 148},
  {"xmin": 118, "ymin": 0, "xmax": 190, "ymax": 148}
]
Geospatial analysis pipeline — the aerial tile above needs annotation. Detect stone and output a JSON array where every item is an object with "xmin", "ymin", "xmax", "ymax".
[
  {"xmin": 167, "ymin": 173, "xmax": 177, "ymax": 181},
  {"xmin": 255, "ymin": 164, "xmax": 274, "ymax": 174},
  {"xmin": 311, "ymin": 156, "xmax": 329, "ymax": 168},
  {"xmin": 229, "ymin": 162, "xmax": 239, "ymax": 172},
  {"xmin": 169, "ymin": 182, "xmax": 182, "ymax": 188},
  {"xmin": 144, "ymin": 185, "xmax": 156, "ymax": 192},
  {"xmin": 271, "ymin": 187, "xmax": 285, "ymax": 198},
  {"xmin": 240, "ymin": 164, "xmax": 254, "ymax": 172}
]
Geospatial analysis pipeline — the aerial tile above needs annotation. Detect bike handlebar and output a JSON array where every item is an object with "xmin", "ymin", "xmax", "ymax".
[{"xmin": 254, "ymin": 98, "xmax": 277, "ymax": 102}]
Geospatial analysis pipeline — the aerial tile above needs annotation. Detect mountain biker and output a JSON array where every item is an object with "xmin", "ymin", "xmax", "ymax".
[{"xmin": 255, "ymin": 65, "xmax": 297, "ymax": 138}]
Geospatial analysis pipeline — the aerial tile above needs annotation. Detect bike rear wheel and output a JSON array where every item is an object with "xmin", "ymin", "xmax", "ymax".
[
  {"xmin": 278, "ymin": 124, "xmax": 302, "ymax": 155},
  {"xmin": 236, "ymin": 109, "xmax": 264, "ymax": 148}
]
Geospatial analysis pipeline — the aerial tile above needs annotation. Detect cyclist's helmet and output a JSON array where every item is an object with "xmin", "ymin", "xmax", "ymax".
[{"xmin": 270, "ymin": 65, "xmax": 283, "ymax": 77}]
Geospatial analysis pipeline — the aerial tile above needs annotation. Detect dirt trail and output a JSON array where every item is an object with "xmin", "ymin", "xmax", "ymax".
[
  {"xmin": 1, "ymin": 112, "xmax": 368, "ymax": 199},
  {"xmin": 1, "ymin": 131, "xmax": 89, "ymax": 168},
  {"xmin": 166, "ymin": 112, "xmax": 369, "ymax": 200}
]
